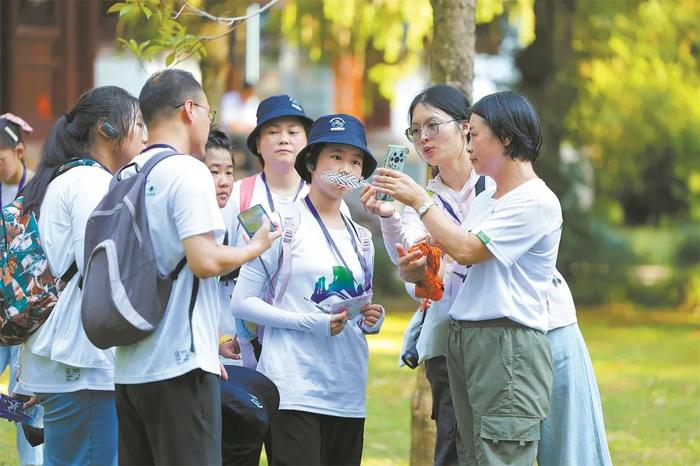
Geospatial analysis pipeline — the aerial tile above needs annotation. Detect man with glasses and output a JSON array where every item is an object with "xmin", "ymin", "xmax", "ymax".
[{"xmin": 112, "ymin": 69, "xmax": 280, "ymax": 465}]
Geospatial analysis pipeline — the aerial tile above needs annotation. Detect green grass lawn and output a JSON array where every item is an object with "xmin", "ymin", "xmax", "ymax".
[{"xmin": 1, "ymin": 303, "xmax": 698, "ymax": 466}]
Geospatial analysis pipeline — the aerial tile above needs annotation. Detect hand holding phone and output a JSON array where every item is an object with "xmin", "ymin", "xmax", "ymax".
[
  {"xmin": 376, "ymin": 145, "xmax": 409, "ymax": 202},
  {"xmin": 238, "ymin": 204, "xmax": 277, "ymax": 238}
]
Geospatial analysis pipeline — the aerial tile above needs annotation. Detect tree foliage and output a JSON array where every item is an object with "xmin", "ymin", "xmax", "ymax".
[{"xmin": 567, "ymin": 0, "xmax": 700, "ymax": 224}]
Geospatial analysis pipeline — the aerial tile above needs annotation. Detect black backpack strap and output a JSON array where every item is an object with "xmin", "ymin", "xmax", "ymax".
[
  {"xmin": 50, "ymin": 158, "xmax": 109, "ymax": 182},
  {"xmin": 60, "ymin": 261, "xmax": 78, "ymax": 283},
  {"xmin": 169, "ymin": 256, "xmax": 188, "ymax": 280},
  {"xmin": 188, "ymin": 277, "xmax": 199, "ymax": 353},
  {"xmin": 475, "ymin": 175, "xmax": 486, "ymax": 196}
]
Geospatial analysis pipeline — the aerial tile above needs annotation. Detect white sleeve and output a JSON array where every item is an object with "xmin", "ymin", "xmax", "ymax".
[
  {"xmin": 231, "ymin": 239, "xmax": 331, "ymax": 336},
  {"xmin": 404, "ymin": 282, "xmax": 421, "ymax": 302},
  {"xmin": 171, "ymin": 159, "xmax": 226, "ymax": 241},
  {"xmin": 472, "ymin": 196, "xmax": 560, "ymax": 268},
  {"xmin": 379, "ymin": 206, "xmax": 428, "ymax": 265}
]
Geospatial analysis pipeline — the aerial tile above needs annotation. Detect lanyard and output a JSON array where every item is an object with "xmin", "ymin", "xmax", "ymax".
[
  {"xmin": 303, "ymin": 195, "xmax": 371, "ymax": 292},
  {"xmin": 0, "ymin": 164, "xmax": 27, "ymax": 207},
  {"xmin": 261, "ymin": 172, "xmax": 304, "ymax": 212},
  {"xmin": 436, "ymin": 194, "xmax": 461, "ymax": 224}
]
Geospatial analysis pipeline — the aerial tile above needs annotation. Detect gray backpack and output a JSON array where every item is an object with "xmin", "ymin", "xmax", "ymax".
[{"xmin": 81, "ymin": 151, "xmax": 197, "ymax": 350}]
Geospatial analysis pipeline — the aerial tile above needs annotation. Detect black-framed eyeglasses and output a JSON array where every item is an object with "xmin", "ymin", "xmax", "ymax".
[
  {"xmin": 174, "ymin": 101, "xmax": 217, "ymax": 123},
  {"xmin": 405, "ymin": 119, "xmax": 461, "ymax": 143}
]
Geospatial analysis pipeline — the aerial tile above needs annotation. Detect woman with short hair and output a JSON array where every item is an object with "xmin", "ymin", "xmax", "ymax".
[{"xmin": 374, "ymin": 91, "xmax": 561, "ymax": 465}]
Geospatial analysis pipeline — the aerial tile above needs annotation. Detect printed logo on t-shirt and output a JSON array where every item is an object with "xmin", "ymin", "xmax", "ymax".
[
  {"xmin": 476, "ymin": 231, "xmax": 491, "ymax": 245},
  {"xmin": 146, "ymin": 185, "xmax": 156, "ymax": 197},
  {"xmin": 174, "ymin": 349, "xmax": 190, "ymax": 364},
  {"xmin": 65, "ymin": 368, "xmax": 81, "ymax": 382},
  {"xmin": 311, "ymin": 265, "xmax": 365, "ymax": 305}
]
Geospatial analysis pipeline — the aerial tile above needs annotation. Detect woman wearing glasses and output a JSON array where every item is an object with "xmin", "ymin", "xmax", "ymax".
[
  {"xmin": 361, "ymin": 84, "xmax": 484, "ymax": 465},
  {"xmin": 373, "ymin": 91, "xmax": 560, "ymax": 465}
]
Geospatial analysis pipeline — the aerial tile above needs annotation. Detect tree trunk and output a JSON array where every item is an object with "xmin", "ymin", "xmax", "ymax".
[
  {"xmin": 410, "ymin": 364, "xmax": 437, "ymax": 465},
  {"xmin": 429, "ymin": 0, "xmax": 476, "ymax": 97},
  {"xmin": 410, "ymin": 2, "xmax": 476, "ymax": 466}
]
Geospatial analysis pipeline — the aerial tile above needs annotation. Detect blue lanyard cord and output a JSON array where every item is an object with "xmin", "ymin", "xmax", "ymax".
[
  {"xmin": 436, "ymin": 194, "xmax": 461, "ymax": 224},
  {"xmin": 303, "ymin": 196, "xmax": 371, "ymax": 292},
  {"xmin": 261, "ymin": 172, "xmax": 305, "ymax": 212},
  {"xmin": 0, "ymin": 165, "xmax": 27, "ymax": 207}
]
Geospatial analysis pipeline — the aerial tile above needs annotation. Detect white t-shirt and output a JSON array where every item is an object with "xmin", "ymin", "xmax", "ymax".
[
  {"xmin": 113, "ymin": 149, "xmax": 226, "ymax": 384},
  {"xmin": 381, "ymin": 171, "xmax": 493, "ymax": 362},
  {"xmin": 449, "ymin": 178, "xmax": 563, "ymax": 332},
  {"xmin": 21, "ymin": 165, "xmax": 114, "ymax": 393},
  {"xmin": 231, "ymin": 200, "xmax": 382, "ymax": 418},
  {"xmin": 547, "ymin": 270, "xmax": 577, "ymax": 330}
]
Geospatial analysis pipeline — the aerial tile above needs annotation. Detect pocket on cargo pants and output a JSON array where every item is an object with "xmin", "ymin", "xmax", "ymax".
[{"xmin": 478, "ymin": 414, "xmax": 541, "ymax": 466}]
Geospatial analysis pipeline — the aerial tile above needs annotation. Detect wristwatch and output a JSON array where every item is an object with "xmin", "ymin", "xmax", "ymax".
[{"xmin": 417, "ymin": 200, "xmax": 436, "ymax": 219}]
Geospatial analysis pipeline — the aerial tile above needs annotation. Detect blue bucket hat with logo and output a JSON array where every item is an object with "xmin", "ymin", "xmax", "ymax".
[
  {"xmin": 294, "ymin": 114, "xmax": 377, "ymax": 183},
  {"xmin": 246, "ymin": 95, "xmax": 314, "ymax": 155}
]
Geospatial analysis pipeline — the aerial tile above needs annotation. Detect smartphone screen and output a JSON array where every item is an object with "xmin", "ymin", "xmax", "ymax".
[
  {"xmin": 376, "ymin": 145, "xmax": 409, "ymax": 202},
  {"xmin": 237, "ymin": 204, "xmax": 276, "ymax": 237}
]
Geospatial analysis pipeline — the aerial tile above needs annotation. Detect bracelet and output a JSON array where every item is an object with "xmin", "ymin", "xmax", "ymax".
[{"xmin": 219, "ymin": 334, "xmax": 233, "ymax": 345}]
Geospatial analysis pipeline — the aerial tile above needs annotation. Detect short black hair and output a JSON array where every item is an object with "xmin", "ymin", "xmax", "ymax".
[
  {"xmin": 0, "ymin": 118, "xmax": 22, "ymax": 149},
  {"xmin": 206, "ymin": 129, "xmax": 234, "ymax": 154},
  {"xmin": 139, "ymin": 69, "xmax": 204, "ymax": 126},
  {"xmin": 471, "ymin": 91, "xmax": 542, "ymax": 162},
  {"xmin": 302, "ymin": 143, "xmax": 327, "ymax": 183},
  {"xmin": 408, "ymin": 84, "xmax": 471, "ymax": 124}
]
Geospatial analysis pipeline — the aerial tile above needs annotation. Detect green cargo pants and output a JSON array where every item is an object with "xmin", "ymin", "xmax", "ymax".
[{"xmin": 446, "ymin": 318, "xmax": 553, "ymax": 466}]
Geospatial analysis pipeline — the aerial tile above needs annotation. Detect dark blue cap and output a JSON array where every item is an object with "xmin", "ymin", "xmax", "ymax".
[
  {"xmin": 246, "ymin": 95, "xmax": 313, "ymax": 155},
  {"xmin": 294, "ymin": 114, "xmax": 377, "ymax": 183}
]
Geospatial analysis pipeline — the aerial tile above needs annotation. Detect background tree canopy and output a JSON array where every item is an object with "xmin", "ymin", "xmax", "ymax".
[{"xmin": 111, "ymin": 0, "xmax": 699, "ymax": 310}]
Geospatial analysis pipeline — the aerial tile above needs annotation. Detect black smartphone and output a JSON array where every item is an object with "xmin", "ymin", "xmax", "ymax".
[{"xmin": 237, "ymin": 204, "xmax": 276, "ymax": 237}]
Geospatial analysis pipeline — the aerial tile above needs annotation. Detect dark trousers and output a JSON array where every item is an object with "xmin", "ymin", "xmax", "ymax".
[
  {"xmin": 270, "ymin": 410, "xmax": 364, "ymax": 466},
  {"xmin": 425, "ymin": 356, "xmax": 460, "ymax": 466},
  {"xmin": 115, "ymin": 369, "xmax": 222, "ymax": 465}
]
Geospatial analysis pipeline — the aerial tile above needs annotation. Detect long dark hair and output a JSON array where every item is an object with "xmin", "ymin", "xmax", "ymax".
[
  {"xmin": 408, "ymin": 84, "xmax": 471, "ymax": 177},
  {"xmin": 21, "ymin": 86, "xmax": 139, "ymax": 216}
]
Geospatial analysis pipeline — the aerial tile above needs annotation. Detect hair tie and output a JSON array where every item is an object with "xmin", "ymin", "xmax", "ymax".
[{"xmin": 64, "ymin": 112, "xmax": 74, "ymax": 123}]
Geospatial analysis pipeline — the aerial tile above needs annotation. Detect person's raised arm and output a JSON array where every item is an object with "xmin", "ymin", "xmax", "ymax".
[
  {"xmin": 373, "ymin": 168, "xmax": 492, "ymax": 266},
  {"xmin": 183, "ymin": 217, "xmax": 281, "ymax": 278}
]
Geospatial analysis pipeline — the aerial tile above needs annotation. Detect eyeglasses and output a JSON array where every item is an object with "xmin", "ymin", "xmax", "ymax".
[
  {"xmin": 174, "ymin": 101, "xmax": 217, "ymax": 124},
  {"xmin": 405, "ymin": 119, "xmax": 460, "ymax": 143}
]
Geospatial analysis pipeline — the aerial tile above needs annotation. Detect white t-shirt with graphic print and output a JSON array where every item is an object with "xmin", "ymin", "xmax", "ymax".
[
  {"xmin": 449, "ymin": 178, "xmax": 563, "ymax": 332},
  {"xmin": 231, "ymin": 200, "xmax": 382, "ymax": 418},
  {"xmin": 113, "ymin": 149, "xmax": 226, "ymax": 384}
]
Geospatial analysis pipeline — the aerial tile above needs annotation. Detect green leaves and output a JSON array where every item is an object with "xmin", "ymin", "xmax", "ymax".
[{"xmin": 109, "ymin": 0, "xmax": 207, "ymax": 67}]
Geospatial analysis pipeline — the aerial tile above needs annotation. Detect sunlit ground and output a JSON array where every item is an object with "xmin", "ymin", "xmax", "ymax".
[{"xmin": 1, "ymin": 303, "xmax": 698, "ymax": 466}]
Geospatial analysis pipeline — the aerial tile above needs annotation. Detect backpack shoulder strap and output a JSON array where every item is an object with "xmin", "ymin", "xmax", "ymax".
[
  {"xmin": 475, "ymin": 175, "xmax": 486, "ymax": 196},
  {"xmin": 239, "ymin": 174, "xmax": 258, "ymax": 213},
  {"xmin": 50, "ymin": 157, "xmax": 106, "ymax": 182},
  {"xmin": 270, "ymin": 208, "xmax": 301, "ymax": 307}
]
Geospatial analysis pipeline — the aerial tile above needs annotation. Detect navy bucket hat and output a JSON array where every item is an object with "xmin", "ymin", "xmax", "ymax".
[
  {"xmin": 246, "ymin": 95, "xmax": 313, "ymax": 155},
  {"xmin": 294, "ymin": 114, "xmax": 377, "ymax": 183}
]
